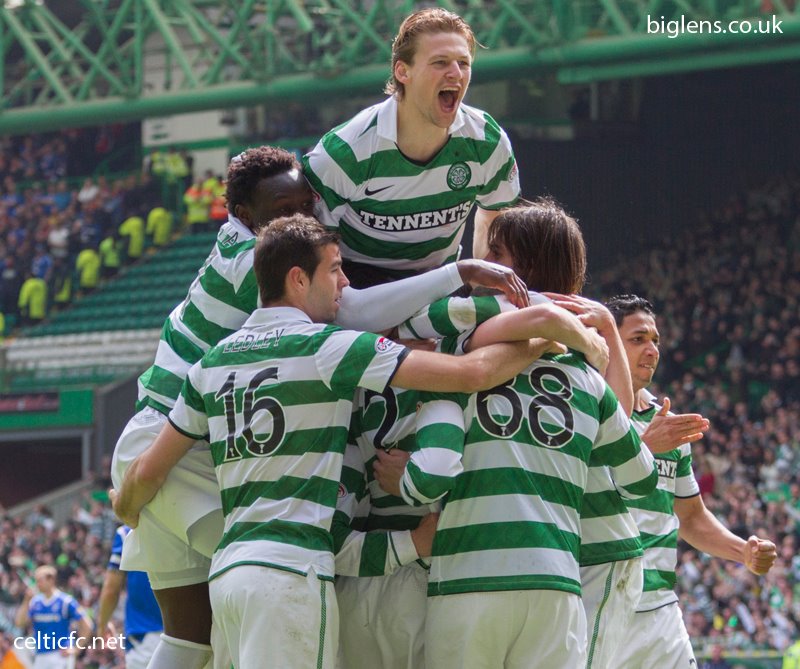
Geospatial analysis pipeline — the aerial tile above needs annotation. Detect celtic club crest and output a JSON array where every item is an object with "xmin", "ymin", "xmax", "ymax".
[{"xmin": 446, "ymin": 162, "xmax": 471, "ymax": 191}]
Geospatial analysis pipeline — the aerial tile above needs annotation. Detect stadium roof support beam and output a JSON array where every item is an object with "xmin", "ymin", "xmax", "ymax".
[
  {"xmin": 0, "ymin": 0, "xmax": 799, "ymax": 135},
  {"xmin": 1, "ymin": 6, "xmax": 73, "ymax": 103}
]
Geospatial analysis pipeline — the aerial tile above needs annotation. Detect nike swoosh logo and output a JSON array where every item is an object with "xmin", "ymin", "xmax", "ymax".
[{"xmin": 364, "ymin": 185, "xmax": 391, "ymax": 197}]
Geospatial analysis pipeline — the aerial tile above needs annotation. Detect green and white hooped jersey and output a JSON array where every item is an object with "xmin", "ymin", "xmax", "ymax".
[
  {"xmin": 401, "ymin": 353, "xmax": 657, "ymax": 598},
  {"xmin": 138, "ymin": 217, "xmax": 258, "ymax": 415},
  {"xmin": 626, "ymin": 391, "xmax": 699, "ymax": 611},
  {"xmin": 169, "ymin": 307, "xmax": 408, "ymax": 582},
  {"xmin": 580, "ymin": 462, "xmax": 644, "ymax": 567},
  {"xmin": 398, "ymin": 291, "xmax": 549, "ymax": 352},
  {"xmin": 333, "ymin": 386, "xmax": 434, "ymax": 578},
  {"xmin": 303, "ymin": 96, "xmax": 520, "ymax": 272}
]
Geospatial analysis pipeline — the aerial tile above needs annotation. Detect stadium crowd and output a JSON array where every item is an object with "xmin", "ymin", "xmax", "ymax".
[
  {"xmin": 594, "ymin": 172, "xmax": 800, "ymax": 655},
  {"xmin": 0, "ymin": 130, "xmax": 168, "ymax": 334}
]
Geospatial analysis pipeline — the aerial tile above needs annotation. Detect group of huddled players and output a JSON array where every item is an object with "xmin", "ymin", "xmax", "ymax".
[{"xmin": 107, "ymin": 7, "xmax": 777, "ymax": 669}]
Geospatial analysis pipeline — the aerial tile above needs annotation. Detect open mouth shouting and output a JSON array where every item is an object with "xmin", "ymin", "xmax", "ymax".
[{"xmin": 438, "ymin": 87, "xmax": 460, "ymax": 114}]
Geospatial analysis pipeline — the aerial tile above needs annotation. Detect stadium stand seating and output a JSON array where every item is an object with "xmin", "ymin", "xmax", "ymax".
[{"xmin": 3, "ymin": 231, "xmax": 217, "ymax": 392}]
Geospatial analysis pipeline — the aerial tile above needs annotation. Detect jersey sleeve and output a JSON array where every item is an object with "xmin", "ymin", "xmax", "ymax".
[
  {"xmin": 675, "ymin": 444, "xmax": 700, "ymax": 498},
  {"xmin": 168, "ymin": 363, "xmax": 209, "ymax": 440},
  {"xmin": 108, "ymin": 526, "xmax": 125, "ymax": 570},
  {"xmin": 316, "ymin": 329, "xmax": 408, "ymax": 397},
  {"xmin": 397, "ymin": 295, "xmax": 507, "ymax": 340},
  {"xmin": 333, "ymin": 443, "xmax": 419, "ymax": 577},
  {"xmin": 302, "ymin": 137, "xmax": 354, "ymax": 230},
  {"xmin": 593, "ymin": 384, "xmax": 658, "ymax": 500},
  {"xmin": 401, "ymin": 393, "xmax": 467, "ymax": 506},
  {"xmin": 474, "ymin": 118, "xmax": 520, "ymax": 210},
  {"xmin": 66, "ymin": 596, "xmax": 85, "ymax": 623}
]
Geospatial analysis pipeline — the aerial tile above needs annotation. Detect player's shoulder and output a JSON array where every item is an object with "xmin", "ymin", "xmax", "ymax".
[
  {"xmin": 457, "ymin": 103, "xmax": 507, "ymax": 138},
  {"xmin": 324, "ymin": 101, "xmax": 385, "ymax": 149}
]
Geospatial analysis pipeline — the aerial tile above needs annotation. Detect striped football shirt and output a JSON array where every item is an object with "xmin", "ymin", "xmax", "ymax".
[
  {"xmin": 138, "ymin": 216, "xmax": 258, "ymax": 414},
  {"xmin": 401, "ymin": 352, "xmax": 657, "ymax": 597},
  {"xmin": 626, "ymin": 391, "xmax": 699, "ymax": 611},
  {"xmin": 168, "ymin": 306, "xmax": 408, "ymax": 582},
  {"xmin": 303, "ymin": 96, "xmax": 520, "ymax": 272},
  {"xmin": 333, "ymin": 386, "xmax": 434, "ymax": 577}
]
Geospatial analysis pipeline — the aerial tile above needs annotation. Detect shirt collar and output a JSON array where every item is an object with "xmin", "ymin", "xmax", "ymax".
[
  {"xmin": 227, "ymin": 214, "xmax": 253, "ymax": 237},
  {"xmin": 376, "ymin": 95, "xmax": 466, "ymax": 142},
  {"xmin": 243, "ymin": 306, "xmax": 314, "ymax": 330}
]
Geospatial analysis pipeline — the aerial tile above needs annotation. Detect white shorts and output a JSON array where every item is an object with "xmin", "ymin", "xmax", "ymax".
[
  {"xmin": 209, "ymin": 565, "xmax": 338, "ymax": 669},
  {"xmin": 426, "ymin": 589, "xmax": 586, "ymax": 669},
  {"xmin": 337, "ymin": 561, "xmax": 428, "ymax": 669},
  {"xmin": 616, "ymin": 601, "xmax": 696, "ymax": 669},
  {"xmin": 112, "ymin": 407, "xmax": 223, "ymax": 587},
  {"xmin": 124, "ymin": 631, "xmax": 161, "ymax": 669},
  {"xmin": 581, "ymin": 558, "xmax": 643, "ymax": 669}
]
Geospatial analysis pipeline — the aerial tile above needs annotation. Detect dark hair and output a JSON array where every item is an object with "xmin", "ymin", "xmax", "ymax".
[
  {"xmin": 225, "ymin": 146, "xmax": 301, "ymax": 214},
  {"xmin": 385, "ymin": 8, "xmax": 476, "ymax": 98},
  {"xmin": 604, "ymin": 294, "xmax": 656, "ymax": 327},
  {"xmin": 488, "ymin": 197, "xmax": 586, "ymax": 294},
  {"xmin": 255, "ymin": 214, "xmax": 340, "ymax": 304}
]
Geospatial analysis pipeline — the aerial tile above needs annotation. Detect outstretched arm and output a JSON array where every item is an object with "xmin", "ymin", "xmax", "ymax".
[
  {"xmin": 391, "ymin": 339, "xmax": 547, "ymax": 394},
  {"xmin": 675, "ymin": 495, "xmax": 777, "ymax": 575},
  {"xmin": 337, "ymin": 259, "xmax": 529, "ymax": 332}
]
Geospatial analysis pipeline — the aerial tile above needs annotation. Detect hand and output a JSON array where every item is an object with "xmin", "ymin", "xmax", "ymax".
[
  {"xmin": 542, "ymin": 293, "xmax": 616, "ymax": 335},
  {"xmin": 743, "ymin": 535, "xmax": 777, "ymax": 575},
  {"xmin": 108, "ymin": 488, "xmax": 139, "ymax": 529},
  {"xmin": 410, "ymin": 513, "xmax": 440, "ymax": 558},
  {"xmin": 641, "ymin": 399, "xmax": 710, "ymax": 454},
  {"xmin": 583, "ymin": 329, "xmax": 610, "ymax": 376},
  {"xmin": 456, "ymin": 259, "xmax": 530, "ymax": 308},
  {"xmin": 373, "ymin": 449, "xmax": 410, "ymax": 497},
  {"xmin": 103, "ymin": 621, "xmax": 118, "ymax": 643}
]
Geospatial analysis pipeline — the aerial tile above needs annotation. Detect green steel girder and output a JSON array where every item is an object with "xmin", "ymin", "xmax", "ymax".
[{"xmin": 0, "ymin": 0, "xmax": 798, "ymax": 135}]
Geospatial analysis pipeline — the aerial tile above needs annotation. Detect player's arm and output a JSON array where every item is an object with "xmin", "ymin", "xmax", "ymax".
[
  {"xmin": 472, "ymin": 207, "xmax": 501, "ymax": 260},
  {"xmin": 675, "ymin": 495, "xmax": 777, "ymax": 575},
  {"xmin": 391, "ymin": 339, "xmax": 545, "ymax": 394},
  {"xmin": 14, "ymin": 589, "xmax": 33, "ymax": 629},
  {"xmin": 594, "ymin": 386, "xmax": 657, "ymax": 499},
  {"xmin": 337, "ymin": 259, "xmax": 529, "ymax": 333},
  {"xmin": 543, "ymin": 293, "xmax": 632, "ymax": 414},
  {"xmin": 465, "ymin": 301, "xmax": 609, "ymax": 375},
  {"xmin": 397, "ymin": 395, "xmax": 466, "ymax": 505},
  {"xmin": 74, "ymin": 605, "xmax": 93, "ymax": 644},
  {"xmin": 110, "ymin": 422, "xmax": 195, "ymax": 528},
  {"xmin": 96, "ymin": 569, "xmax": 124, "ymax": 639}
]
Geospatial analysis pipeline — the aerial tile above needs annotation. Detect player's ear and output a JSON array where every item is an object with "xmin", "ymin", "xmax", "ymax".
[
  {"xmin": 394, "ymin": 60, "xmax": 410, "ymax": 85},
  {"xmin": 286, "ymin": 266, "xmax": 308, "ymax": 292}
]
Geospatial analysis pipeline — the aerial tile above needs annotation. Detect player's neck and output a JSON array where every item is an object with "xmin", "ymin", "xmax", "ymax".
[
  {"xmin": 633, "ymin": 389, "xmax": 650, "ymax": 412},
  {"xmin": 395, "ymin": 102, "xmax": 450, "ymax": 163}
]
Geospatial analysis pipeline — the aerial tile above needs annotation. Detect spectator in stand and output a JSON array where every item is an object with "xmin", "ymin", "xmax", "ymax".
[
  {"xmin": 17, "ymin": 272, "xmax": 46, "ymax": 327},
  {"xmin": 98, "ymin": 232, "xmax": 121, "ymax": 279},
  {"xmin": 118, "ymin": 214, "xmax": 144, "ymax": 262},
  {"xmin": 46, "ymin": 257, "xmax": 71, "ymax": 312},
  {"xmin": 183, "ymin": 180, "xmax": 212, "ymax": 233},
  {"xmin": 75, "ymin": 244, "xmax": 101, "ymax": 296},
  {"xmin": 145, "ymin": 207, "xmax": 172, "ymax": 247}
]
